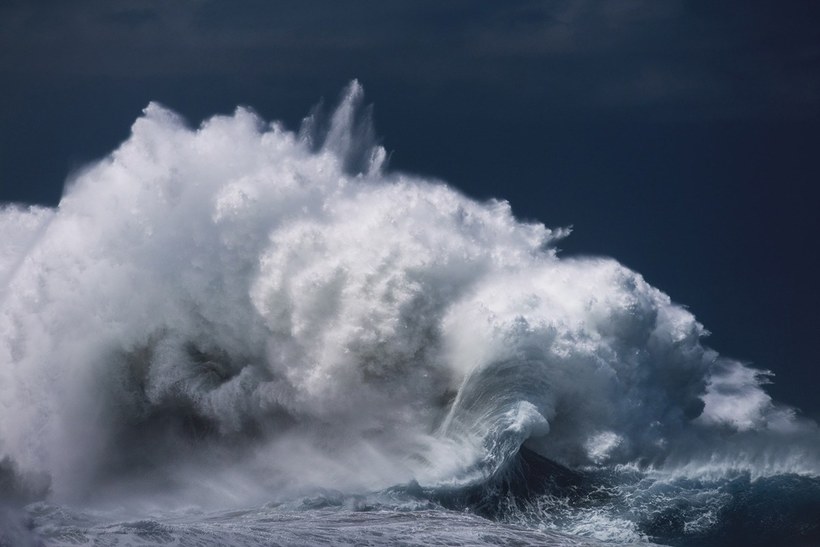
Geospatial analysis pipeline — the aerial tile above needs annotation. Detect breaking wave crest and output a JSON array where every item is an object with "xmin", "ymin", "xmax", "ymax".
[{"xmin": 1, "ymin": 82, "xmax": 818, "ymax": 544}]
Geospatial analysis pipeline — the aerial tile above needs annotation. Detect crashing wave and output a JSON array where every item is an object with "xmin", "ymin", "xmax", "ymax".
[{"xmin": 0, "ymin": 82, "xmax": 817, "ymax": 519}]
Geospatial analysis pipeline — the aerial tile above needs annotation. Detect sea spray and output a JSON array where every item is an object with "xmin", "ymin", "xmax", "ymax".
[{"xmin": 1, "ymin": 82, "xmax": 818, "ymax": 545}]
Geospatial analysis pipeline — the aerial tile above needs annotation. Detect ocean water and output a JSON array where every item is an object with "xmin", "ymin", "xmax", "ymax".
[{"xmin": 1, "ymin": 82, "xmax": 818, "ymax": 546}]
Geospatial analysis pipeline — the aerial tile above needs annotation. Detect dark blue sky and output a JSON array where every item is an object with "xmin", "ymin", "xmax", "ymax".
[{"xmin": 1, "ymin": 0, "xmax": 819, "ymax": 418}]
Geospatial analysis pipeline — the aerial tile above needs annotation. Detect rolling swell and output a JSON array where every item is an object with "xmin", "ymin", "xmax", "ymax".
[
  {"xmin": 421, "ymin": 446, "xmax": 590, "ymax": 519},
  {"xmin": 1, "ymin": 82, "xmax": 819, "ymax": 544},
  {"xmin": 406, "ymin": 447, "xmax": 820, "ymax": 546}
]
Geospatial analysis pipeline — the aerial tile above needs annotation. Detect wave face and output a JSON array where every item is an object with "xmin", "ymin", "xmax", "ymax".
[{"xmin": 1, "ymin": 82, "xmax": 819, "ymax": 545}]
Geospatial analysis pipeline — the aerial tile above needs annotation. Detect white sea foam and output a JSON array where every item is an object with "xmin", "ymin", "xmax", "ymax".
[{"xmin": 0, "ymin": 82, "xmax": 817, "ymax": 507}]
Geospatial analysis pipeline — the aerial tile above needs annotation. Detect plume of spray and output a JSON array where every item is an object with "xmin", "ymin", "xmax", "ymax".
[{"xmin": 0, "ymin": 81, "xmax": 817, "ymax": 507}]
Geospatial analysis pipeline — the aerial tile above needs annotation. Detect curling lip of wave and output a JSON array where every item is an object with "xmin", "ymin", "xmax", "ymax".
[{"xmin": 0, "ymin": 80, "xmax": 818, "ymax": 506}]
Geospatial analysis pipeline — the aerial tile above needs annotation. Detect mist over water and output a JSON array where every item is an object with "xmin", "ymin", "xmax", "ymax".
[{"xmin": 1, "ymin": 82, "xmax": 818, "ymax": 545}]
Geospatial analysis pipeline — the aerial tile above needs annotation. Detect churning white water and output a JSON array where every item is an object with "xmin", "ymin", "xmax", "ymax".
[{"xmin": 1, "ymin": 82, "xmax": 818, "ymax": 546}]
